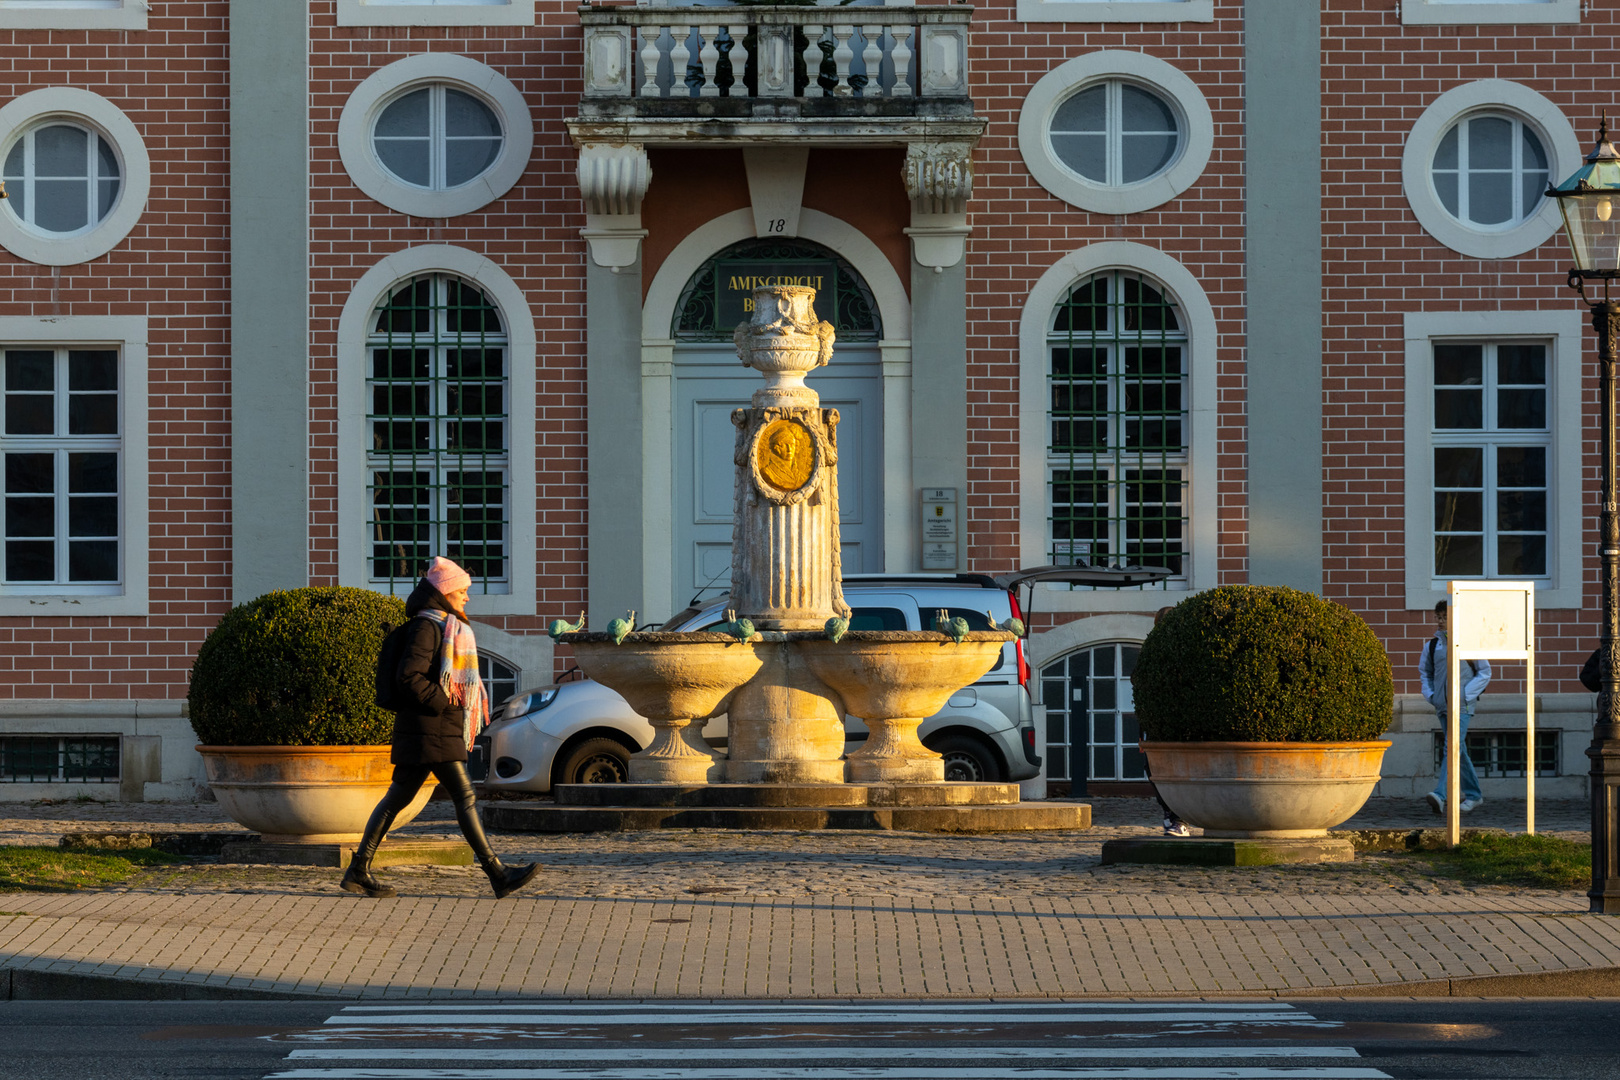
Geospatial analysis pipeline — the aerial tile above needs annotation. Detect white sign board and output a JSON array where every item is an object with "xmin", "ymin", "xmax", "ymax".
[
  {"xmin": 920, "ymin": 488, "xmax": 957, "ymax": 571},
  {"xmin": 1444, "ymin": 581, "xmax": 1535, "ymax": 846}
]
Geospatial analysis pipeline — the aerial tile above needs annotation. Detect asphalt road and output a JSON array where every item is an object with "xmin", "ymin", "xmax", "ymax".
[{"xmin": 1, "ymin": 997, "xmax": 1616, "ymax": 1079}]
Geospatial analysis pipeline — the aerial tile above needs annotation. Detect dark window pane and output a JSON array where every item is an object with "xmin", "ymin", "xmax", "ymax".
[
  {"xmin": 1468, "ymin": 115, "xmax": 1513, "ymax": 169},
  {"xmin": 1435, "ymin": 491, "xmax": 1483, "ymax": 532},
  {"xmin": 375, "ymin": 279, "xmax": 432, "ymax": 335},
  {"xmin": 6, "ymin": 540, "xmax": 53, "ymax": 581},
  {"xmin": 1047, "ymin": 745, "xmax": 1067, "ymax": 781},
  {"xmin": 1093, "ymin": 679, "xmax": 1116, "ymax": 711},
  {"xmin": 1052, "ymin": 85, "xmax": 1106, "ymax": 131},
  {"xmin": 1498, "ymin": 534, "xmax": 1546, "ymax": 576},
  {"xmin": 1121, "ymin": 134, "xmax": 1177, "ymax": 183},
  {"xmin": 1122, "ymin": 744, "xmax": 1147, "ymax": 779},
  {"xmin": 68, "ymin": 540, "xmax": 117, "ymax": 582},
  {"xmin": 6, "ymin": 350, "xmax": 54, "ymax": 391},
  {"xmin": 1435, "ymin": 171, "xmax": 1458, "ymax": 216},
  {"xmin": 35, "ymin": 179, "xmax": 89, "ymax": 233},
  {"xmin": 848, "ymin": 607, "xmax": 907, "ymax": 632},
  {"xmin": 1093, "ymin": 713, "xmax": 1114, "ymax": 743},
  {"xmin": 68, "ymin": 350, "xmax": 117, "ymax": 390},
  {"xmin": 1053, "ymin": 279, "xmax": 1108, "ymax": 334},
  {"xmin": 68, "ymin": 394, "xmax": 117, "ymax": 435},
  {"xmin": 1120, "ymin": 714, "xmax": 1140, "ymax": 743},
  {"xmin": 1497, "ymin": 344, "xmax": 1545, "ymax": 385},
  {"xmin": 1121, "ymin": 646, "xmax": 1139, "ymax": 677},
  {"xmin": 1093, "ymin": 746, "xmax": 1115, "ymax": 780},
  {"xmin": 445, "ymin": 137, "xmax": 501, "ymax": 188},
  {"xmin": 1093, "ymin": 647, "xmax": 1114, "ymax": 677},
  {"xmin": 5, "ymin": 396, "xmax": 52, "ymax": 436},
  {"xmin": 373, "ymin": 348, "xmax": 430, "ymax": 380},
  {"xmin": 68, "ymin": 453, "xmax": 117, "ymax": 494},
  {"xmin": 1434, "ymin": 446, "xmax": 1483, "ymax": 487},
  {"xmin": 1045, "ymin": 709, "xmax": 1066, "ymax": 743},
  {"xmin": 1434, "ymin": 389, "xmax": 1483, "ymax": 429},
  {"xmin": 1434, "ymin": 344, "xmax": 1483, "ymax": 385},
  {"xmin": 68, "ymin": 495, "xmax": 117, "ymax": 537},
  {"xmin": 1436, "ymin": 534, "xmax": 1484, "ymax": 576},
  {"xmin": 1496, "ymin": 490, "xmax": 1546, "ymax": 532},
  {"xmin": 1497, "ymin": 446, "xmax": 1545, "ymax": 487},
  {"xmin": 1497, "ymin": 389, "xmax": 1545, "ymax": 429},
  {"xmin": 1468, "ymin": 171, "xmax": 1513, "ymax": 225},
  {"xmin": 7, "ymin": 496, "xmax": 53, "ymax": 537},
  {"xmin": 5, "ymin": 453, "xmax": 54, "ymax": 494}
]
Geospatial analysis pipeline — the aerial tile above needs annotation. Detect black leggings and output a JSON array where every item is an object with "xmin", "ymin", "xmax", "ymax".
[{"xmin": 359, "ymin": 760, "xmax": 495, "ymax": 865}]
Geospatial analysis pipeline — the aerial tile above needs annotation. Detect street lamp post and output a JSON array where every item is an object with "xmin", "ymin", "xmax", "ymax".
[{"xmin": 1549, "ymin": 119, "xmax": 1620, "ymax": 914}]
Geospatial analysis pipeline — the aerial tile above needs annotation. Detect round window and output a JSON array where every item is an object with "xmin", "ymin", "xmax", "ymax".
[
  {"xmin": 2, "ymin": 122, "xmax": 122, "ymax": 237},
  {"xmin": 1431, "ymin": 112, "xmax": 1549, "ymax": 230},
  {"xmin": 372, "ymin": 84, "xmax": 503, "ymax": 192},
  {"xmin": 1049, "ymin": 80, "xmax": 1181, "ymax": 187}
]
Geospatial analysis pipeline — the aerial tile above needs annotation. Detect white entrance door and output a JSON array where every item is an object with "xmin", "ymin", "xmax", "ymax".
[{"xmin": 673, "ymin": 346, "xmax": 882, "ymax": 612}]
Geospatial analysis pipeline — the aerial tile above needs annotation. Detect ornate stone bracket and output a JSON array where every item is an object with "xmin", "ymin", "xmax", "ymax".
[
  {"xmin": 577, "ymin": 143, "xmax": 651, "ymax": 270},
  {"xmin": 903, "ymin": 141, "xmax": 975, "ymax": 270}
]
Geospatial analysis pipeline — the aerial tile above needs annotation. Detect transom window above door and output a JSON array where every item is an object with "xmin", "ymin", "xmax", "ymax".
[
  {"xmin": 1049, "ymin": 81, "xmax": 1180, "ymax": 188},
  {"xmin": 373, "ymin": 84, "xmax": 503, "ymax": 192}
]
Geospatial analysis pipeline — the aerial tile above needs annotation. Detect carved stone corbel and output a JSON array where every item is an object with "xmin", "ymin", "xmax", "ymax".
[
  {"xmin": 577, "ymin": 143, "xmax": 652, "ymax": 270},
  {"xmin": 903, "ymin": 142, "xmax": 974, "ymax": 270}
]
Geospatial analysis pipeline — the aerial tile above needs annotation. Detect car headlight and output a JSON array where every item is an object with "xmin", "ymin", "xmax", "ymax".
[{"xmin": 503, "ymin": 688, "xmax": 557, "ymax": 720}]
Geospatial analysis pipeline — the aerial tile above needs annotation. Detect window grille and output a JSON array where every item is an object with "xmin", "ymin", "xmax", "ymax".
[
  {"xmin": 480, "ymin": 653, "xmax": 517, "ymax": 709},
  {"xmin": 1047, "ymin": 271, "xmax": 1187, "ymax": 583},
  {"xmin": 0, "ymin": 735, "xmax": 119, "ymax": 783},
  {"xmin": 2, "ymin": 347, "xmax": 121, "ymax": 589},
  {"xmin": 1039, "ymin": 642, "xmax": 1145, "ymax": 784},
  {"xmin": 1432, "ymin": 729, "xmax": 1557, "ymax": 778},
  {"xmin": 1431, "ymin": 341, "xmax": 1550, "ymax": 579},
  {"xmin": 366, "ymin": 274, "xmax": 509, "ymax": 593}
]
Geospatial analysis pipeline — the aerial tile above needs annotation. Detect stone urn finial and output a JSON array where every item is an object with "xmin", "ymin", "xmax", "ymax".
[{"xmin": 732, "ymin": 285, "xmax": 836, "ymax": 408}]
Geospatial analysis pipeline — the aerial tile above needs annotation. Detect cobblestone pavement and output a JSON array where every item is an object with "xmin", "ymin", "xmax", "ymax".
[{"xmin": 0, "ymin": 795, "xmax": 1595, "ymax": 902}]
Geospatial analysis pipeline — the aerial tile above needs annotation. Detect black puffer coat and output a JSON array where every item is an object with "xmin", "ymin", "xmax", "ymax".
[{"xmin": 389, "ymin": 580, "xmax": 468, "ymax": 766}]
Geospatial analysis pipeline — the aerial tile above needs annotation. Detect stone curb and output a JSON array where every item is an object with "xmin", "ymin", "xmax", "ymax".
[{"xmin": 4, "ymin": 964, "xmax": 1618, "ymax": 1001}]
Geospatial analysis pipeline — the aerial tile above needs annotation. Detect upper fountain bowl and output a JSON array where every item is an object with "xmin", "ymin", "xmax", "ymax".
[{"xmin": 732, "ymin": 285, "xmax": 836, "ymax": 408}]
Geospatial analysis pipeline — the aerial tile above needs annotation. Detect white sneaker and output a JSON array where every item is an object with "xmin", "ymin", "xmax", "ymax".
[
  {"xmin": 1426, "ymin": 792, "xmax": 1443, "ymax": 815},
  {"xmin": 1461, "ymin": 797, "xmax": 1483, "ymax": 812},
  {"xmin": 1163, "ymin": 818, "xmax": 1191, "ymax": 838}
]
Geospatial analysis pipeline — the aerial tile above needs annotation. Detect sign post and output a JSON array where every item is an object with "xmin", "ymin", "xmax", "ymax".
[{"xmin": 1445, "ymin": 581, "xmax": 1536, "ymax": 848}]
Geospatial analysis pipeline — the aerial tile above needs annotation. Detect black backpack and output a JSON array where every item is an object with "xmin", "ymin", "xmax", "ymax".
[
  {"xmin": 1424, "ymin": 636, "xmax": 1480, "ymax": 691},
  {"xmin": 374, "ymin": 617, "xmax": 440, "ymax": 711}
]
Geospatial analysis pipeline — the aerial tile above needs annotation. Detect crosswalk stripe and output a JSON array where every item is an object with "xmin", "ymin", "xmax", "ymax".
[
  {"xmin": 265, "ymin": 1068, "xmax": 1392, "ymax": 1079},
  {"xmin": 288, "ymin": 1047, "xmax": 1365, "ymax": 1062},
  {"xmin": 322, "ymin": 1011, "xmax": 1311, "ymax": 1026}
]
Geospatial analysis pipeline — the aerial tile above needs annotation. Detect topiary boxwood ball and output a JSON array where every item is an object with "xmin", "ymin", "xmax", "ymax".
[
  {"xmin": 188, "ymin": 587, "xmax": 406, "ymax": 747},
  {"xmin": 1132, "ymin": 585, "xmax": 1393, "ymax": 743}
]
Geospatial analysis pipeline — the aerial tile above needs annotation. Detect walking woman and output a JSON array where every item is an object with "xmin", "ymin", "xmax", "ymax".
[{"xmin": 341, "ymin": 556, "xmax": 539, "ymax": 899}]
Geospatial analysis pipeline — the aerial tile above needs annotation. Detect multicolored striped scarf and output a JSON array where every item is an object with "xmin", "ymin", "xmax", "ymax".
[{"xmin": 419, "ymin": 609, "xmax": 488, "ymax": 750}]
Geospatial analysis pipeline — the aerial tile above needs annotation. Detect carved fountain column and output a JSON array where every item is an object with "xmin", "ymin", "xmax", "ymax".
[{"xmin": 723, "ymin": 286, "xmax": 852, "ymax": 783}]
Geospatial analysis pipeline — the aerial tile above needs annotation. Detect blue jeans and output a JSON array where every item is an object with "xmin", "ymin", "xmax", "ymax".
[{"xmin": 1431, "ymin": 707, "xmax": 1482, "ymax": 803}]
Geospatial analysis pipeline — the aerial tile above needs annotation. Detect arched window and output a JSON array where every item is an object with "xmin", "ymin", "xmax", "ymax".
[
  {"xmin": 1040, "ymin": 642, "xmax": 1144, "ymax": 787},
  {"xmin": 673, "ymin": 237, "xmax": 881, "ymax": 342},
  {"xmin": 1045, "ymin": 270, "xmax": 1189, "ymax": 580},
  {"xmin": 366, "ymin": 273, "xmax": 510, "ymax": 593}
]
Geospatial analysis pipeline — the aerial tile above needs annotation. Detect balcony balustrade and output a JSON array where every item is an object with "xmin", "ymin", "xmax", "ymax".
[{"xmin": 579, "ymin": 3, "xmax": 972, "ymax": 117}]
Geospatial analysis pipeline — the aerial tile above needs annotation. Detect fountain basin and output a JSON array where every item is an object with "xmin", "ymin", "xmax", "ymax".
[{"xmin": 798, "ymin": 631, "xmax": 1013, "ymax": 782}]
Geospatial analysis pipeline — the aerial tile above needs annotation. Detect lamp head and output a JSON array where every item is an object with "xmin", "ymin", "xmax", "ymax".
[{"xmin": 1549, "ymin": 116, "xmax": 1620, "ymax": 287}]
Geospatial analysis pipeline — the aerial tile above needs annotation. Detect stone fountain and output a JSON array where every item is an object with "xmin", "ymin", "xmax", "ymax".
[{"xmin": 485, "ymin": 286, "xmax": 1090, "ymax": 832}]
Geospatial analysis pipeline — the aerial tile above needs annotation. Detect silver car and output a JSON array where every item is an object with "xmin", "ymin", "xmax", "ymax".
[{"xmin": 478, "ymin": 566, "xmax": 1168, "ymax": 792}]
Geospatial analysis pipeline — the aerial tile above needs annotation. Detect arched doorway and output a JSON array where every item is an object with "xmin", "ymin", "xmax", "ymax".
[
  {"xmin": 1040, "ymin": 641, "xmax": 1147, "ymax": 794},
  {"xmin": 669, "ymin": 237, "xmax": 885, "ymax": 608}
]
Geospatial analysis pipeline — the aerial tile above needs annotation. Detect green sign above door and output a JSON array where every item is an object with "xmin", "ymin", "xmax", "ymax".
[{"xmin": 717, "ymin": 259, "xmax": 838, "ymax": 330}]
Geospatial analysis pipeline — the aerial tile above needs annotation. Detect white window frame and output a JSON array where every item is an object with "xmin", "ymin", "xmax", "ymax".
[
  {"xmin": 1019, "ymin": 52, "xmax": 1213, "ymax": 217},
  {"xmin": 336, "ymin": 0, "xmax": 537, "ymax": 28},
  {"xmin": 0, "ymin": 316, "xmax": 147, "ymax": 616},
  {"xmin": 1404, "ymin": 309, "xmax": 1582, "ymax": 611},
  {"xmin": 0, "ymin": 88, "xmax": 150, "ymax": 267},
  {"xmin": 1016, "ymin": 0, "xmax": 1212, "ymax": 24},
  {"xmin": 337, "ymin": 246, "xmax": 535, "ymax": 617},
  {"xmin": 338, "ymin": 54, "xmax": 532, "ymax": 221},
  {"xmin": 0, "ymin": 1, "xmax": 146, "ymax": 31},
  {"xmin": 1019, "ymin": 242, "xmax": 1217, "ymax": 614},
  {"xmin": 1401, "ymin": 0, "xmax": 1580, "ymax": 26},
  {"xmin": 1402, "ymin": 81, "xmax": 1579, "ymax": 260}
]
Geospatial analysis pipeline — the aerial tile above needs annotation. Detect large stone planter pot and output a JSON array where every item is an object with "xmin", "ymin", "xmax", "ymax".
[
  {"xmin": 1141, "ymin": 741, "xmax": 1391, "ymax": 839},
  {"xmin": 197, "ymin": 745, "xmax": 434, "ymax": 844}
]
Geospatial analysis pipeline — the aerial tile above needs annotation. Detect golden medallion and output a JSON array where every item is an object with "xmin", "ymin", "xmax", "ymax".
[{"xmin": 755, "ymin": 419, "xmax": 815, "ymax": 493}]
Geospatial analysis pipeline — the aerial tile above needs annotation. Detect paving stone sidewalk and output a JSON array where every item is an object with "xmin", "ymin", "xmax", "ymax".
[{"xmin": 1, "ymin": 794, "xmax": 1617, "ymax": 998}]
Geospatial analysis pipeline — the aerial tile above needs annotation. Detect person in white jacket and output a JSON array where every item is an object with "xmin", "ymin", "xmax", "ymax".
[{"xmin": 1418, "ymin": 599, "xmax": 1492, "ymax": 813}]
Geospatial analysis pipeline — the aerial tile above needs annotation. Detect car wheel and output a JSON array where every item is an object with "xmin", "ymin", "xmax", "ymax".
[
  {"xmin": 558, "ymin": 737, "xmax": 632, "ymax": 785},
  {"xmin": 932, "ymin": 735, "xmax": 1001, "ymax": 783}
]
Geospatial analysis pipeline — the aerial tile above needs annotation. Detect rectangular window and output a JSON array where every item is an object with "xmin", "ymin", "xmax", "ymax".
[
  {"xmin": 2, "ymin": 347, "xmax": 121, "ymax": 592},
  {"xmin": 0, "ymin": 735, "xmax": 120, "ymax": 783},
  {"xmin": 1430, "ymin": 341, "xmax": 1550, "ymax": 581},
  {"xmin": 336, "ymin": 0, "xmax": 535, "ymax": 27},
  {"xmin": 1401, "ymin": 0, "xmax": 1579, "ymax": 26},
  {"xmin": 1432, "ymin": 729, "xmax": 1557, "ymax": 778},
  {"xmin": 1015, "ymin": 0, "xmax": 1214, "ymax": 23}
]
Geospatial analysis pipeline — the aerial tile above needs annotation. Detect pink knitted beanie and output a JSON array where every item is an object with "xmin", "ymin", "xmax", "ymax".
[{"xmin": 423, "ymin": 556, "xmax": 471, "ymax": 596}]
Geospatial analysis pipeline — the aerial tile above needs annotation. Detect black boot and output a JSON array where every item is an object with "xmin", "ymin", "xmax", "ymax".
[
  {"xmin": 482, "ymin": 857, "xmax": 540, "ymax": 899},
  {"xmin": 340, "ymin": 790, "xmax": 405, "ymax": 898},
  {"xmin": 340, "ymin": 853, "xmax": 397, "ymax": 898}
]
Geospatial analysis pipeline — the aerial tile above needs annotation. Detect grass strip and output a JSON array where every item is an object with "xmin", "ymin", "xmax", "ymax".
[
  {"xmin": 0, "ymin": 845, "xmax": 184, "ymax": 893},
  {"xmin": 1419, "ymin": 832, "xmax": 1590, "ymax": 889}
]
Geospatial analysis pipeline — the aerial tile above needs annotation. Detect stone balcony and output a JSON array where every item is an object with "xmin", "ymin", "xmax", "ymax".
[
  {"xmin": 573, "ymin": 3, "xmax": 984, "ymax": 142},
  {"xmin": 569, "ymin": 5, "xmax": 985, "ymax": 271}
]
